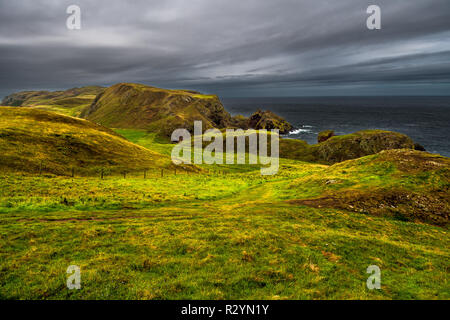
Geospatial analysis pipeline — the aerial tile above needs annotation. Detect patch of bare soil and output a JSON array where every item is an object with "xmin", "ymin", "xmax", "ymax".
[{"xmin": 289, "ymin": 189, "xmax": 449, "ymax": 226}]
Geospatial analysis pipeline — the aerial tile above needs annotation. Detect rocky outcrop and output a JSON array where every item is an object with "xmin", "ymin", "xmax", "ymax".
[
  {"xmin": 229, "ymin": 114, "xmax": 249, "ymax": 129},
  {"xmin": 280, "ymin": 129, "xmax": 418, "ymax": 164},
  {"xmin": 247, "ymin": 110, "xmax": 293, "ymax": 134},
  {"xmin": 315, "ymin": 130, "xmax": 416, "ymax": 164},
  {"xmin": 318, "ymin": 130, "xmax": 335, "ymax": 143},
  {"xmin": 414, "ymin": 143, "xmax": 426, "ymax": 151}
]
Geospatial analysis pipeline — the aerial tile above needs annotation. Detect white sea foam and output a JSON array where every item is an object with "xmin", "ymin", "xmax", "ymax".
[{"xmin": 289, "ymin": 128, "xmax": 312, "ymax": 135}]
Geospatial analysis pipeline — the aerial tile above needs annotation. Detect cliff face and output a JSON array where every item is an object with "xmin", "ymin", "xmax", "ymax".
[{"xmin": 80, "ymin": 83, "xmax": 232, "ymax": 137}]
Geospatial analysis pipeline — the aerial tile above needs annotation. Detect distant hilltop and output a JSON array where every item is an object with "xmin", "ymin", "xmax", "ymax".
[{"xmin": 1, "ymin": 86, "xmax": 105, "ymax": 117}]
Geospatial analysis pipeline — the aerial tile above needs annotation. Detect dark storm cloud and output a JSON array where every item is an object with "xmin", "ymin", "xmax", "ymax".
[{"xmin": 0, "ymin": 0, "xmax": 449, "ymax": 97}]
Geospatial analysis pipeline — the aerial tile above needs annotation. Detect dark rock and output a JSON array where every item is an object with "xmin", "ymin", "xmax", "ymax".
[
  {"xmin": 247, "ymin": 110, "xmax": 293, "ymax": 134},
  {"xmin": 318, "ymin": 130, "xmax": 335, "ymax": 143},
  {"xmin": 414, "ymin": 143, "xmax": 426, "ymax": 151},
  {"xmin": 229, "ymin": 114, "xmax": 249, "ymax": 129}
]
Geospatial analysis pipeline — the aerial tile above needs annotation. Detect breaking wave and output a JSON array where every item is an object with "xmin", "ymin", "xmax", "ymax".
[{"xmin": 288, "ymin": 126, "xmax": 313, "ymax": 135}]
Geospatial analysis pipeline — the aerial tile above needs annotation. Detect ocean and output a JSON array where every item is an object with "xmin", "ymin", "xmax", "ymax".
[{"xmin": 221, "ymin": 96, "xmax": 450, "ymax": 157}]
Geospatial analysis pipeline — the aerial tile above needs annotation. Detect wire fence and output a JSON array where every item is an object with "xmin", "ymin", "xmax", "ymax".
[{"xmin": 20, "ymin": 160, "xmax": 237, "ymax": 179}]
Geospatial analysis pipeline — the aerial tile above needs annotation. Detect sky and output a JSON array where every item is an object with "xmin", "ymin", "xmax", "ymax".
[{"xmin": 0, "ymin": 0, "xmax": 450, "ymax": 97}]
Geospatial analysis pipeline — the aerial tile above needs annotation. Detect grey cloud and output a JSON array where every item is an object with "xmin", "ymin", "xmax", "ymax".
[{"xmin": 0, "ymin": 0, "xmax": 449, "ymax": 97}]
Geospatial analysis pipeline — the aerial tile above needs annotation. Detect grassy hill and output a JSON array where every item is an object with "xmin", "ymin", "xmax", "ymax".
[
  {"xmin": 80, "ymin": 83, "xmax": 232, "ymax": 137},
  {"xmin": 1, "ymin": 86, "xmax": 105, "ymax": 117},
  {"xmin": 0, "ymin": 148, "xmax": 448, "ymax": 299},
  {"xmin": 0, "ymin": 107, "xmax": 189, "ymax": 176}
]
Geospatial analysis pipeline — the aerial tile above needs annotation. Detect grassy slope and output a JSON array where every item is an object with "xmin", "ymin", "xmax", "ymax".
[
  {"xmin": 1, "ymin": 86, "xmax": 105, "ymax": 117},
  {"xmin": 115, "ymin": 128, "xmax": 265, "ymax": 174},
  {"xmin": 0, "ymin": 107, "xmax": 189, "ymax": 176},
  {"xmin": 282, "ymin": 149, "xmax": 449, "ymax": 225},
  {"xmin": 0, "ymin": 126, "xmax": 448, "ymax": 299}
]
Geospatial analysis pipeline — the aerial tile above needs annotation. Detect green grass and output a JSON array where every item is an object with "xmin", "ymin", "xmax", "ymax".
[
  {"xmin": 0, "ymin": 109, "xmax": 448, "ymax": 299},
  {"xmin": 0, "ymin": 178, "xmax": 448, "ymax": 299},
  {"xmin": 115, "ymin": 128, "xmax": 271, "ymax": 173},
  {"xmin": 114, "ymin": 129, "xmax": 173, "ymax": 156},
  {"xmin": 0, "ymin": 152, "xmax": 448, "ymax": 299}
]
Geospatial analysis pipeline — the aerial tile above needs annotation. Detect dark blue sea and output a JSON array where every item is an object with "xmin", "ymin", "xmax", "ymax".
[{"xmin": 221, "ymin": 96, "xmax": 450, "ymax": 157}]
